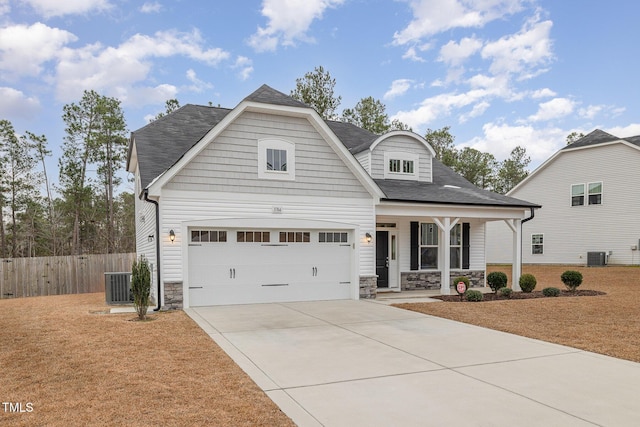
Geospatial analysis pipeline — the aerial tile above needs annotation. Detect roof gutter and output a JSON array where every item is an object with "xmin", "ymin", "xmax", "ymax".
[{"xmin": 143, "ymin": 189, "xmax": 162, "ymax": 312}]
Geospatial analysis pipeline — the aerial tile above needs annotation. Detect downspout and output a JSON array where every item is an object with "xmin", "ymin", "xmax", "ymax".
[
  {"xmin": 143, "ymin": 189, "xmax": 162, "ymax": 312},
  {"xmin": 520, "ymin": 207, "xmax": 536, "ymax": 269}
]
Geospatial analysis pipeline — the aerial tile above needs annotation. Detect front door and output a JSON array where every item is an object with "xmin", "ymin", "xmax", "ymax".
[{"xmin": 376, "ymin": 230, "xmax": 389, "ymax": 288}]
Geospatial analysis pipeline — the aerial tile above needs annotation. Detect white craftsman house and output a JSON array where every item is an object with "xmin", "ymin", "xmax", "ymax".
[
  {"xmin": 487, "ymin": 129, "xmax": 640, "ymax": 266},
  {"xmin": 127, "ymin": 85, "xmax": 539, "ymax": 309}
]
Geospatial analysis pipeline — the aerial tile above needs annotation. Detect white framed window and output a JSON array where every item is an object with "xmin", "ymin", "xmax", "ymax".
[
  {"xmin": 191, "ymin": 230, "xmax": 227, "ymax": 243},
  {"xmin": 420, "ymin": 223, "xmax": 438, "ymax": 269},
  {"xmin": 450, "ymin": 224, "xmax": 462, "ymax": 269},
  {"xmin": 588, "ymin": 182, "xmax": 602, "ymax": 205},
  {"xmin": 384, "ymin": 152, "xmax": 419, "ymax": 180},
  {"xmin": 279, "ymin": 231, "xmax": 310, "ymax": 243},
  {"xmin": 319, "ymin": 232, "xmax": 348, "ymax": 243},
  {"xmin": 532, "ymin": 234, "xmax": 543, "ymax": 254},
  {"xmin": 571, "ymin": 184, "xmax": 585, "ymax": 206},
  {"xmin": 237, "ymin": 231, "xmax": 270, "ymax": 243},
  {"xmin": 258, "ymin": 139, "xmax": 295, "ymax": 181}
]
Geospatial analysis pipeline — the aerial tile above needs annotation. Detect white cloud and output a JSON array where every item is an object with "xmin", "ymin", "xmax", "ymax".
[
  {"xmin": 118, "ymin": 84, "xmax": 178, "ymax": 108},
  {"xmin": 605, "ymin": 124, "xmax": 640, "ymax": 138},
  {"xmin": 393, "ymin": 0, "xmax": 525, "ymax": 45},
  {"xmin": 140, "ymin": 2, "xmax": 162, "ymax": 13},
  {"xmin": 464, "ymin": 122, "xmax": 566, "ymax": 166},
  {"xmin": 481, "ymin": 15, "xmax": 554, "ymax": 80},
  {"xmin": 530, "ymin": 88, "xmax": 556, "ymax": 99},
  {"xmin": 459, "ymin": 100, "xmax": 490, "ymax": 123},
  {"xmin": 438, "ymin": 36, "xmax": 483, "ymax": 66},
  {"xmin": 528, "ymin": 97, "xmax": 575, "ymax": 122},
  {"xmin": 185, "ymin": 69, "xmax": 213, "ymax": 92},
  {"xmin": 578, "ymin": 105, "xmax": 602, "ymax": 120},
  {"xmin": 0, "ymin": 23, "xmax": 77, "ymax": 78},
  {"xmin": 384, "ymin": 79, "xmax": 414, "ymax": 99},
  {"xmin": 233, "ymin": 56, "xmax": 253, "ymax": 81},
  {"xmin": 248, "ymin": 0, "xmax": 345, "ymax": 52},
  {"xmin": 22, "ymin": 0, "xmax": 112, "ymax": 18},
  {"xmin": 0, "ymin": 87, "xmax": 41, "ymax": 119},
  {"xmin": 0, "ymin": 0, "xmax": 10, "ymax": 15},
  {"xmin": 55, "ymin": 29, "xmax": 230, "ymax": 102}
]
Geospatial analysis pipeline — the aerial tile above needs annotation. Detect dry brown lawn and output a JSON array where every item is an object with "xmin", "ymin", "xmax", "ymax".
[
  {"xmin": 395, "ymin": 265, "xmax": 640, "ymax": 363},
  {"xmin": 0, "ymin": 293, "xmax": 295, "ymax": 427}
]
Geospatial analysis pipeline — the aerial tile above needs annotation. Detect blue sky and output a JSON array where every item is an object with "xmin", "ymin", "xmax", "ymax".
[{"xmin": 1, "ymin": 0, "xmax": 639, "ymax": 192}]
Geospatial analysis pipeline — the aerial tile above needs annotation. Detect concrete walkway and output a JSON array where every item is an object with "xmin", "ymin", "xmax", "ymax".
[{"xmin": 186, "ymin": 300, "xmax": 640, "ymax": 426}]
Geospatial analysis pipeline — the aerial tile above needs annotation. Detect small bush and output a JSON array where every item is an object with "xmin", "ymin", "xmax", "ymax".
[
  {"xmin": 519, "ymin": 273, "xmax": 537, "ymax": 293},
  {"xmin": 542, "ymin": 287, "xmax": 560, "ymax": 297},
  {"xmin": 561, "ymin": 270, "xmax": 583, "ymax": 292},
  {"xmin": 487, "ymin": 271, "xmax": 508, "ymax": 293},
  {"xmin": 465, "ymin": 289, "xmax": 483, "ymax": 302},
  {"xmin": 453, "ymin": 276, "xmax": 470, "ymax": 294},
  {"xmin": 498, "ymin": 287, "xmax": 512, "ymax": 298},
  {"xmin": 131, "ymin": 256, "xmax": 151, "ymax": 320}
]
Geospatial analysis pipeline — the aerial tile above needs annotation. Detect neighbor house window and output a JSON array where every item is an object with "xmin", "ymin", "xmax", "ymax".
[
  {"xmin": 191, "ymin": 230, "xmax": 227, "ymax": 243},
  {"xmin": 420, "ymin": 223, "xmax": 438, "ymax": 269},
  {"xmin": 319, "ymin": 232, "xmax": 348, "ymax": 243},
  {"xmin": 588, "ymin": 182, "xmax": 602, "ymax": 205},
  {"xmin": 237, "ymin": 231, "xmax": 270, "ymax": 243},
  {"xmin": 571, "ymin": 184, "xmax": 585, "ymax": 206},
  {"xmin": 258, "ymin": 139, "xmax": 295, "ymax": 181},
  {"xmin": 532, "ymin": 234, "xmax": 544, "ymax": 254},
  {"xmin": 279, "ymin": 231, "xmax": 310, "ymax": 243},
  {"xmin": 267, "ymin": 148, "xmax": 287, "ymax": 171},
  {"xmin": 450, "ymin": 224, "xmax": 462, "ymax": 269}
]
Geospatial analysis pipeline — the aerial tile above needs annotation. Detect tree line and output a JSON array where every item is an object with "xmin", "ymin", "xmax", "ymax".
[{"xmin": 0, "ymin": 90, "xmax": 134, "ymax": 258}]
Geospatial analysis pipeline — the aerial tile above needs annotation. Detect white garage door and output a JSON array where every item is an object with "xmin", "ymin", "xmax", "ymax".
[{"xmin": 187, "ymin": 229, "xmax": 353, "ymax": 306}]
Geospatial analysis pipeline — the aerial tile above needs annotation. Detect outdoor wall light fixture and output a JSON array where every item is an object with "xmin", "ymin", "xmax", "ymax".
[
  {"xmin": 365, "ymin": 232, "xmax": 372, "ymax": 243},
  {"xmin": 169, "ymin": 230, "xmax": 175, "ymax": 243},
  {"xmin": 148, "ymin": 235, "xmax": 154, "ymax": 243}
]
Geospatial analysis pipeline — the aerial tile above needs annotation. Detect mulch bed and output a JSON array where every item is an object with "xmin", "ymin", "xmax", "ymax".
[{"xmin": 433, "ymin": 289, "xmax": 605, "ymax": 302}]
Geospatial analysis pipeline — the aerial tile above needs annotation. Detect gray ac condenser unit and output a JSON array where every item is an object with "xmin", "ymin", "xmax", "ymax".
[
  {"xmin": 105, "ymin": 272, "xmax": 132, "ymax": 304},
  {"xmin": 587, "ymin": 252, "xmax": 607, "ymax": 267}
]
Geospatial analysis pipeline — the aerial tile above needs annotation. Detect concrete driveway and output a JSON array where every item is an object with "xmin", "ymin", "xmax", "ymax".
[{"xmin": 186, "ymin": 300, "xmax": 640, "ymax": 426}]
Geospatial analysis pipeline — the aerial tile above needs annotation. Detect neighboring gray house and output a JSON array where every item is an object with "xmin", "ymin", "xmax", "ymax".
[
  {"xmin": 127, "ymin": 85, "xmax": 538, "ymax": 308},
  {"xmin": 487, "ymin": 129, "xmax": 640, "ymax": 266}
]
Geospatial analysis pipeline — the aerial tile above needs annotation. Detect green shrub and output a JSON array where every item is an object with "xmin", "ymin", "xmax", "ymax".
[
  {"xmin": 542, "ymin": 287, "xmax": 560, "ymax": 297},
  {"xmin": 561, "ymin": 270, "xmax": 583, "ymax": 292},
  {"xmin": 453, "ymin": 276, "xmax": 470, "ymax": 295},
  {"xmin": 131, "ymin": 256, "xmax": 151, "ymax": 320},
  {"xmin": 519, "ymin": 273, "xmax": 537, "ymax": 293},
  {"xmin": 465, "ymin": 289, "xmax": 483, "ymax": 302},
  {"xmin": 487, "ymin": 271, "xmax": 508, "ymax": 293},
  {"xmin": 498, "ymin": 287, "xmax": 512, "ymax": 298}
]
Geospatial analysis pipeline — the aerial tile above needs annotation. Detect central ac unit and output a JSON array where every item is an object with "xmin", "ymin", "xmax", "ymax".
[
  {"xmin": 105, "ymin": 272, "xmax": 133, "ymax": 304},
  {"xmin": 587, "ymin": 252, "xmax": 607, "ymax": 267}
]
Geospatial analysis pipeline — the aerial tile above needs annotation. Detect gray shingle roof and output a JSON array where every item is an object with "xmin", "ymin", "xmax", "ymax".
[
  {"xmin": 376, "ymin": 158, "xmax": 539, "ymax": 208},
  {"xmin": 131, "ymin": 104, "xmax": 231, "ymax": 189},
  {"xmin": 564, "ymin": 129, "xmax": 640, "ymax": 150},
  {"xmin": 130, "ymin": 84, "xmax": 539, "ymax": 209}
]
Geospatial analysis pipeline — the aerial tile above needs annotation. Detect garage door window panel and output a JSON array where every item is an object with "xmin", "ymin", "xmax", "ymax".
[
  {"xmin": 237, "ymin": 231, "xmax": 270, "ymax": 243},
  {"xmin": 191, "ymin": 230, "xmax": 227, "ymax": 243},
  {"xmin": 279, "ymin": 231, "xmax": 311, "ymax": 243},
  {"xmin": 319, "ymin": 232, "xmax": 348, "ymax": 243}
]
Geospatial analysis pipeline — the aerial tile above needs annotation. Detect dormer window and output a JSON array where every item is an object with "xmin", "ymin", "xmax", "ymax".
[
  {"xmin": 384, "ymin": 152, "xmax": 419, "ymax": 180},
  {"xmin": 258, "ymin": 139, "xmax": 295, "ymax": 181}
]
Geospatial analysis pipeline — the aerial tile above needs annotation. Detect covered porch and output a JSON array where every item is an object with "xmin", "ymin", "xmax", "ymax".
[{"xmin": 372, "ymin": 202, "xmax": 533, "ymax": 296}]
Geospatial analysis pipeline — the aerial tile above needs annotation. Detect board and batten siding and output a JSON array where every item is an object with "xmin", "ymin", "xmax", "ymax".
[
  {"xmin": 370, "ymin": 135, "xmax": 432, "ymax": 182},
  {"xmin": 159, "ymin": 191, "xmax": 376, "ymax": 283},
  {"xmin": 164, "ymin": 111, "xmax": 371, "ymax": 199},
  {"xmin": 376, "ymin": 216, "xmax": 486, "ymax": 272},
  {"xmin": 487, "ymin": 143, "xmax": 640, "ymax": 265}
]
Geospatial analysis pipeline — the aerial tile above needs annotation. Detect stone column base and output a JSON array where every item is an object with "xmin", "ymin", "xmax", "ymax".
[
  {"xmin": 163, "ymin": 281, "xmax": 183, "ymax": 310},
  {"xmin": 359, "ymin": 275, "xmax": 378, "ymax": 299}
]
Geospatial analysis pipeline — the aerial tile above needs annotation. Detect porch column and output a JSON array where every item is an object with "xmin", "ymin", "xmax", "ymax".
[
  {"xmin": 433, "ymin": 217, "xmax": 459, "ymax": 295},
  {"xmin": 504, "ymin": 219, "xmax": 522, "ymax": 291}
]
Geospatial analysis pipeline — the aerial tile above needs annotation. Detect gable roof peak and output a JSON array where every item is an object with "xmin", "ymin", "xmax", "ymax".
[
  {"xmin": 564, "ymin": 129, "xmax": 620, "ymax": 149},
  {"xmin": 243, "ymin": 84, "xmax": 309, "ymax": 109}
]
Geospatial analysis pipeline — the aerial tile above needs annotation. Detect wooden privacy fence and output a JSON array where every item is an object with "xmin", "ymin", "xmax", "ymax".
[{"xmin": 0, "ymin": 253, "xmax": 137, "ymax": 299}]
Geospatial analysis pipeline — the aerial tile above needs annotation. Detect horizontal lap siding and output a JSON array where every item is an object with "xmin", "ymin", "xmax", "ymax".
[
  {"xmin": 164, "ymin": 111, "xmax": 370, "ymax": 199},
  {"xmin": 370, "ymin": 136, "xmax": 432, "ymax": 182},
  {"xmin": 160, "ymin": 196, "xmax": 375, "ymax": 282},
  {"xmin": 487, "ymin": 144, "xmax": 640, "ymax": 265}
]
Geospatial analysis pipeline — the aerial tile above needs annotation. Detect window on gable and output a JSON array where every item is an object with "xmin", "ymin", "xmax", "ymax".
[
  {"xmin": 588, "ymin": 182, "xmax": 602, "ymax": 205},
  {"xmin": 402, "ymin": 160, "xmax": 414, "ymax": 174},
  {"xmin": 389, "ymin": 159, "xmax": 401, "ymax": 173},
  {"xmin": 384, "ymin": 152, "xmax": 419, "ymax": 180},
  {"xmin": 267, "ymin": 148, "xmax": 287, "ymax": 172},
  {"xmin": 532, "ymin": 234, "xmax": 543, "ymax": 254},
  {"xmin": 571, "ymin": 184, "xmax": 585, "ymax": 206}
]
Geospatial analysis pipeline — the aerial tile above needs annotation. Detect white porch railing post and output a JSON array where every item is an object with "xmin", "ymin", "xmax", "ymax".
[{"xmin": 512, "ymin": 219, "xmax": 522, "ymax": 291}]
